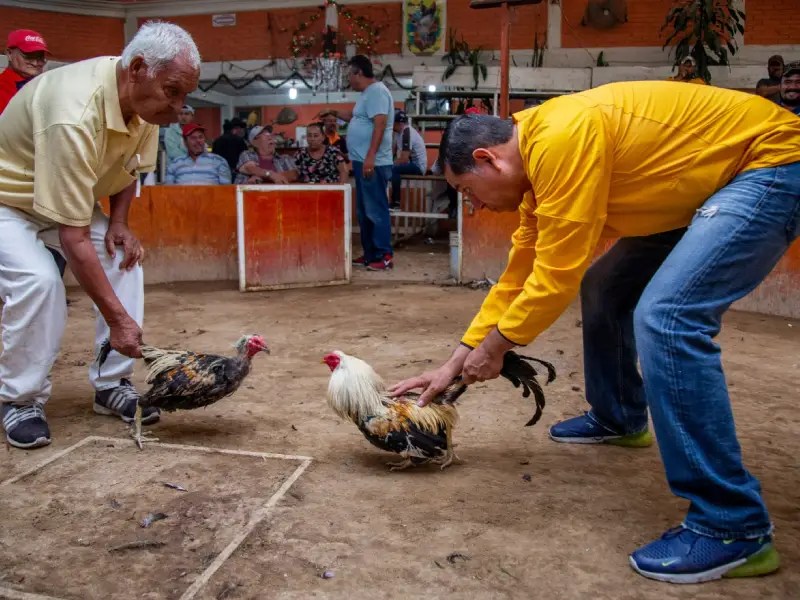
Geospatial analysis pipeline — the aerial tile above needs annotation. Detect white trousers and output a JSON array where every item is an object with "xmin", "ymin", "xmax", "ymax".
[{"xmin": 0, "ymin": 204, "xmax": 144, "ymax": 406}]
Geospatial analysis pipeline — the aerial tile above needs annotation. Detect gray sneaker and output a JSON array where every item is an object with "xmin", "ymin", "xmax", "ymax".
[
  {"xmin": 1, "ymin": 402, "xmax": 51, "ymax": 449},
  {"xmin": 93, "ymin": 379, "xmax": 160, "ymax": 424}
]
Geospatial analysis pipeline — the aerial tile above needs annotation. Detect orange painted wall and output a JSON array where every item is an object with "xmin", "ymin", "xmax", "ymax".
[
  {"xmin": 447, "ymin": 1, "xmax": 547, "ymax": 51},
  {"xmin": 560, "ymin": 0, "xmax": 673, "ymax": 49},
  {"xmin": 0, "ymin": 6, "xmax": 124, "ymax": 61},
  {"xmin": 98, "ymin": 184, "xmax": 349, "ymax": 287},
  {"xmin": 560, "ymin": 0, "xmax": 800, "ymax": 49},
  {"xmin": 241, "ymin": 189, "xmax": 348, "ymax": 289},
  {"xmin": 137, "ymin": 4, "xmax": 402, "ymax": 62},
  {"xmin": 193, "ymin": 107, "xmax": 222, "ymax": 140},
  {"xmin": 744, "ymin": 0, "xmax": 800, "ymax": 45},
  {"xmin": 100, "ymin": 186, "xmax": 239, "ymax": 283}
]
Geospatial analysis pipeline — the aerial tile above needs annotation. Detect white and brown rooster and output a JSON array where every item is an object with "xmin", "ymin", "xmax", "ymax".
[{"xmin": 322, "ymin": 350, "xmax": 556, "ymax": 471}]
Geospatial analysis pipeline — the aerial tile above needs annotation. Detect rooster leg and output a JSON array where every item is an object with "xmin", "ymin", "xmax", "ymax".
[
  {"xmin": 438, "ymin": 426, "xmax": 462, "ymax": 470},
  {"xmin": 386, "ymin": 457, "xmax": 414, "ymax": 471},
  {"xmin": 129, "ymin": 404, "xmax": 159, "ymax": 450}
]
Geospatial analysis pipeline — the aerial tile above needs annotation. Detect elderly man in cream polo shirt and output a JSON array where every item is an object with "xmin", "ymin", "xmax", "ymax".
[{"xmin": 0, "ymin": 21, "xmax": 201, "ymax": 449}]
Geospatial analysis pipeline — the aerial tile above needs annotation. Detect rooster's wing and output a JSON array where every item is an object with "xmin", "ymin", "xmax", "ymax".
[
  {"xmin": 141, "ymin": 351, "xmax": 249, "ymax": 412},
  {"xmin": 357, "ymin": 401, "xmax": 449, "ymax": 462}
]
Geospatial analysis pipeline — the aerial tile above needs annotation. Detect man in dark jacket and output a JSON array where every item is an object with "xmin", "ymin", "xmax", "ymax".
[{"xmin": 212, "ymin": 117, "xmax": 248, "ymax": 179}]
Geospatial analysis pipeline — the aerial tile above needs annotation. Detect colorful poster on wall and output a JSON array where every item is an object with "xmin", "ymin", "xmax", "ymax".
[{"xmin": 404, "ymin": 0, "xmax": 446, "ymax": 56}]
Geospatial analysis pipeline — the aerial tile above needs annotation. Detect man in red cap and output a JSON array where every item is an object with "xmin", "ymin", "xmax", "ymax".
[
  {"xmin": 164, "ymin": 123, "xmax": 231, "ymax": 185},
  {"xmin": 0, "ymin": 29, "xmax": 50, "ymax": 114}
]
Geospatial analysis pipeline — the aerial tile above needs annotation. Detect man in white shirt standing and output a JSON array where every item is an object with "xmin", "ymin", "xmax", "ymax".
[{"xmin": 0, "ymin": 22, "xmax": 201, "ymax": 449}]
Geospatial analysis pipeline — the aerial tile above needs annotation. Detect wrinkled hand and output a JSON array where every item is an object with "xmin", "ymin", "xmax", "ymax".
[
  {"xmin": 389, "ymin": 362, "xmax": 463, "ymax": 408},
  {"xmin": 270, "ymin": 172, "xmax": 290, "ymax": 184},
  {"xmin": 105, "ymin": 221, "xmax": 144, "ymax": 271},
  {"xmin": 363, "ymin": 155, "xmax": 376, "ymax": 179},
  {"xmin": 109, "ymin": 316, "xmax": 143, "ymax": 358},
  {"xmin": 246, "ymin": 175, "xmax": 263, "ymax": 184}
]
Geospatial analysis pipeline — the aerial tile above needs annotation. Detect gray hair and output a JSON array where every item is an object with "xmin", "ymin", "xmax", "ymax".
[{"xmin": 121, "ymin": 21, "xmax": 201, "ymax": 77}]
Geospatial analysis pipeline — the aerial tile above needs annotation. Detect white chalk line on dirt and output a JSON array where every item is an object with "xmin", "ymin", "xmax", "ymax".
[
  {"xmin": 0, "ymin": 435, "xmax": 96, "ymax": 487},
  {"xmin": 178, "ymin": 457, "xmax": 313, "ymax": 600},
  {"xmin": 0, "ymin": 436, "xmax": 314, "ymax": 600},
  {"xmin": 0, "ymin": 589, "xmax": 65, "ymax": 600}
]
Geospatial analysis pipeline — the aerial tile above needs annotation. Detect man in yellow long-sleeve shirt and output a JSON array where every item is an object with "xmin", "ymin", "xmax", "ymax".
[{"xmin": 391, "ymin": 80, "xmax": 800, "ymax": 583}]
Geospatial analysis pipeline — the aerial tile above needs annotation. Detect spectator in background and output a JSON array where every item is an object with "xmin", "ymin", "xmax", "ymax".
[
  {"xmin": 667, "ymin": 56, "xmax": 706, "ymax": 84},
  {"xmin": 390, "ymin": 109, "xmax": 427, "ymax": 210},
  {"xmin": 756, "ymin": 54, "xmax": 784, "ymax": 103},
  {"xmin": 779, "ymin": 61, "xmax": 800, "ymax": 116},
  {"xmin": 320, "ymin": 109, "xmax": 349, "ymax": 162},
  {"xmin": 163, "ymin": 104, "xmax": 195, "ymax": 162},
  {"xmin": 295, "ymin": 122, "xmax": 348, "ymax": 184},
  {"xmin": 0, "ymin": 29, "xmax": 49, "ymax": 114},
  {"xmin": 165, "ymin": 123, "xmax": 231, "ymax": 185},
  {"xmin": 212, "ymin": 117, "xmax": 248, "ymax": 179},
  {"xmin": 325, "ymin": 55, "xmax": 395, "ymax": 271},
  {"xmin": 234, "ymin": 125, "xmax": 296, "ymax": 184}
]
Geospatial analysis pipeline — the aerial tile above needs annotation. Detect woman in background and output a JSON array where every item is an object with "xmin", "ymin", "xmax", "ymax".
[
  {"xmin": 295, "ymin": 122, "xmax": 349, "ymax": 184},
  {"xmin": 234, "ymin": 125, "xmax": 297, "ymax": 184}
]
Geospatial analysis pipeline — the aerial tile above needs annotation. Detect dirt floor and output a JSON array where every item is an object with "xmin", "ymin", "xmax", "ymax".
[{"xmin": 0, "ymin": 248, "xmax": 798, "ymax": 600}]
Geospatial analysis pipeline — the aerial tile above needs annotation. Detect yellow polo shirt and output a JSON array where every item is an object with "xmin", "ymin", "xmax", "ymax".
[
  {"xmin": 463, "ymin": 80, "xmax": 800, "ymax": 348},
  {"xmin": 0, "ymin": 56, "xmax": 158, "ymax": 227}
]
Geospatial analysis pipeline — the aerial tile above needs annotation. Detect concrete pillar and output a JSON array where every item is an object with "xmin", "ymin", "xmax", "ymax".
[
  {"xmin": 124, "ymin": 14, "xmax": 139, "ymax": 44},
  {"xmin": 547, "ymin": 0, "xmax": 562, "ymax": 50}
]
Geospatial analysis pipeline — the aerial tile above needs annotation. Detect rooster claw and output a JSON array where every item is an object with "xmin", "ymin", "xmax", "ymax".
[
  {"xmin": 130, "ymin": 429, "xmax": 159, "ymax": 450},
  {"xmin": 437, "ymin": 451, "xmax": 463, "ymax": 470},
  {"xmin": 386, "ymin": 458, "xmax": 414, "ymax": 471}
]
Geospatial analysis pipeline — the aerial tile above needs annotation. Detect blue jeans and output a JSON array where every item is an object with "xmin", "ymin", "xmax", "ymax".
[
  {"xmin": 581, "ymin": 162, "xmax": 800, "ymax": 539},
  {"xmin": 391, "ymin": 162, "xmax": 423, "ymax": 205},
  {"xmin": 352, "ymin": 161, "xmax": 393, "ymax": 262}
]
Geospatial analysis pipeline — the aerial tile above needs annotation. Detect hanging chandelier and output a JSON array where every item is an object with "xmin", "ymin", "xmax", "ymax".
[{"xmin": 311, "ymin": 0, "xmax": 345, "ymax": 93}]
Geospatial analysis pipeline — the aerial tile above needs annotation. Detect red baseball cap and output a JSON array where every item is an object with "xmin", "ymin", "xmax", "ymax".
[
  {"xmin": 464, "ymin": 107, "xmax": 481, "ymax": 115},
  {"xmin": 181, "ymin": 123, "xmax": 205, "ymax": 138},
  {"xmin": 6, "ymin": 29, "xmax": 50, "ymax": 54}
]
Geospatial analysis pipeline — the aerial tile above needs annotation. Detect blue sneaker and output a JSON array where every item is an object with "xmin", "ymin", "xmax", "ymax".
[
  {"xmin": 630, "ymin": 526, "xmax": 780, "ymax": 584},
  {"xmin": 549, "ymin": 412, "xmax": 653, "ymax": 447}
]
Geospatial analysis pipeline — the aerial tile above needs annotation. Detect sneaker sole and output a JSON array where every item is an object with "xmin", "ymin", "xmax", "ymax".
[
  {"xmin": 5, "ymin": 433, "xmax": 51, "ymax": 449},
  {"xmin": 366, "ymin": 264, "xmax": 394, "ymax": 271},
  {"xmin": 629, "ymin": 544, "xmax": 780, "ymax": 584},
  {"xmin": 93, "ymin": 402, "xmax": 160, "ymax": 425},
  {"xmin": 549, "ymin": 430, "xmax": 653, "ymax": 448}
]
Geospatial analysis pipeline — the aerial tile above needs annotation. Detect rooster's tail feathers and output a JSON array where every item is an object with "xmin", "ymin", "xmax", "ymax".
[
  {"xmin": 500, "ymin": 352, "xmax": 557, "ymax": 428},
  {"xmin": 140, "ymin": 346, "xmax": 186, "ymax": 383},
  {"xmin": 514, "ymin": 354, "xmax": 557, "ymax": 384},
  {"xmin": 95, "ymin": 339, "xmax": 113, "ymax": 375}
]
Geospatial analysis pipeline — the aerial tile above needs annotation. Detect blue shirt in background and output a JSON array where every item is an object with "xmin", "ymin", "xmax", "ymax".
[
  {"xmin": 165, "ymin": 152, "xmax": 232, "ymax": 185},
  {"xmin": 347, "ymin": 81, "xmax": 394, "ymax": 166}
]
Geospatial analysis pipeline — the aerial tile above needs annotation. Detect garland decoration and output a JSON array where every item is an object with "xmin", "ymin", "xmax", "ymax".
[{"xmin": 290, "ymin": 0, "xmax": 384, "ymax": 59}]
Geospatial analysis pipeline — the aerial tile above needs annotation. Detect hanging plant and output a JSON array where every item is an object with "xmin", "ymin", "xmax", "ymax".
[
  {"xmin": 661, "ymin": 0, "xmax": 745, "ymax": 83},
  {"xmin": 441, "ymin": 28, "xmax": 488, "ymax": 90}
]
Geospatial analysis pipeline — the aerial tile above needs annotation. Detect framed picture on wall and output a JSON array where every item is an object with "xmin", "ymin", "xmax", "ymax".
[{"xmin": 403, "ymin": 0, "xmax": 446, "ymax": 57}]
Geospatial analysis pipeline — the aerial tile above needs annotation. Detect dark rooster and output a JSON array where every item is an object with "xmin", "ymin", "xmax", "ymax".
[
  {"xmin": 322, "ymin": 350, "xmax": 556, "ymax": 471},
  {"xmin": 97, "ymin": 335, "xmax": 270, "ymax": 449}
]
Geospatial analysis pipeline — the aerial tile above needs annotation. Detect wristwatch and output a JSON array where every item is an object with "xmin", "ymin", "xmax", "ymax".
[{"xmin": 263, "ymin": 169, "xmax": 271, "ymax": 180}]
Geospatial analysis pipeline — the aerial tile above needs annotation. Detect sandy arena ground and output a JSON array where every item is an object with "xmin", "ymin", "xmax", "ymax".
[{"xmin": 0, "ymin": 248, "xmax": 798, "ymax": 600}]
